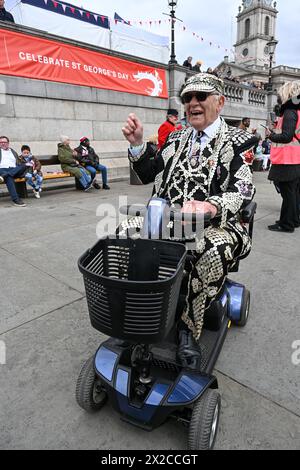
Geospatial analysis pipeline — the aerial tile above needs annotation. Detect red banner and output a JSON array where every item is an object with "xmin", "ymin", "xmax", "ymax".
[{"xmin": 0, "ymin": 28, "xmax": 168, "ymax": 99}]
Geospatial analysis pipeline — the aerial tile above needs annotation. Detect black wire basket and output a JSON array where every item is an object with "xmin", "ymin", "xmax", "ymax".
[{"xmin": 78, "ymin": 238, "xmax": 186, "ymax": 343}]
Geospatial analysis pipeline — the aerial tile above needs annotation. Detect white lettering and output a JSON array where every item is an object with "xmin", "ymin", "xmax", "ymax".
[
  {"xmin": 100, "ymin": 455, "xmax": 135, "ymax": 467},
  {"xmin": 0, "ymin": 340, "xmax": 6, "ymax": 365},
  {"xmin": 96, "ymin": 204, "xmax": 117, "ymax": 239},
  {"xmin": 292, "ymin": 340, "xmax": 300, "ymax": 365}
]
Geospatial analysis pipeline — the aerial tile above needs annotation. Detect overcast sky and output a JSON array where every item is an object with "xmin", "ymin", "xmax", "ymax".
[{"xmin": 62, "ymin": 0, "xmax": 299, "ymax": 69}]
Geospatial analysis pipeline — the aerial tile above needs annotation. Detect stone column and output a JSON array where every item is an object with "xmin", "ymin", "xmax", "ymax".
[{"xmin": 168, "ymin": 64, "xmax": 187, "ymax": 117}]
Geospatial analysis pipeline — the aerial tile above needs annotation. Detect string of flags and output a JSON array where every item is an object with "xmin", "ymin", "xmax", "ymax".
[
  {"xmin": 113, "ymin": 16, "xmax": 231, "ymax": 54},
  {"xmin": 42, "ymin": 0, "xmax": 107, "ymax": 23},
  {"xmin": 40, "ymin": 0, "xmax": 239, "ymax": 56}
]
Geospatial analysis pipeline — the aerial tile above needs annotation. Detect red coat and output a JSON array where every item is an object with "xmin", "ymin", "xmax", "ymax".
[{"xmin": 158, "ymin": 120, "xmax": 182, "ymax": 150}]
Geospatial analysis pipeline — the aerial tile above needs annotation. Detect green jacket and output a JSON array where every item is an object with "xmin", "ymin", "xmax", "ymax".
[{"xmin": 57, "ymin": 143, "xmax": 83, "ymax": 179}]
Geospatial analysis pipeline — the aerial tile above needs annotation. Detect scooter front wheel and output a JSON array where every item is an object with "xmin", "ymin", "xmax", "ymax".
[
  {"xmin": 188, "ymin": 389, "xmax": 221, "ymax": 450},
  {"xmin": 76, "ymin": 355, "xmax": 107, "ymax": 412}
]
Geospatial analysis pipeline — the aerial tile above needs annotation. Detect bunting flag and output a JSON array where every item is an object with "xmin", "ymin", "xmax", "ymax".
[
  {"xmin": 114, "ymin": 12, "xmax": 130, "ymax": 25},
  {"xmin": 20, "ymin": 0, "xmax": 109, "ymax": 29},
  {"xmin": 114, "ymin": 15, "xmax": 231, "ymax": 54}
]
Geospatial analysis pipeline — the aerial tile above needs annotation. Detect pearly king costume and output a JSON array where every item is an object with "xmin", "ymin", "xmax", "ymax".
[{"xmin": 121, "ymin": 74, "xmax": 258, "ymax": 340}]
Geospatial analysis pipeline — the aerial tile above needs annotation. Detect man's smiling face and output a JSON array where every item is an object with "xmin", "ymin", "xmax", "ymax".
[{"xmin": 185, "ymin": 93, "xmax": 225, "ymax": 131}]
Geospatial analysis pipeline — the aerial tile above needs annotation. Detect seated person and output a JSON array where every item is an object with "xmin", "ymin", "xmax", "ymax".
[
  {"xmin": 121, "ymin": 73, "xmax": 257, "ymax": 368},
  {"xmin": 75, "ymin": 137, "xmax": 110, "ymax": 190},
  {"xmin": 20, "ymin": 145, "xmax": 43, "ymax": 198},
  {"xmin": 254, "ymin": 140, "xmax": 270, "ymax": 171},
  {"xmin": 57, "ymin": 136, "xmax": 92, "ymax": 191},
  {"xmin": 0, "ymin": 135, "xmax": 27, "ymax": 207}
]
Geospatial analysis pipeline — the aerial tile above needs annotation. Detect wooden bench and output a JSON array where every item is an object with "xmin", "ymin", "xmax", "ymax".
[{"xmin": 0, "ymin": 155, "xmax": 84, "ymax": 198}]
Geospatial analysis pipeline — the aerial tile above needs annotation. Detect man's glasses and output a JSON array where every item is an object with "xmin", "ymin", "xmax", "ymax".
[{"xmin": 182, "ymin": 92, "xmax": 219, "ymax": 104}]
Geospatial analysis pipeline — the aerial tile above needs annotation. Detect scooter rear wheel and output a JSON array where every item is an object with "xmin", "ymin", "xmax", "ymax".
[
  {"xmin": 188, "ymin": 389, "xmax": 221, "ymax": 450},
  {"xmin": 76, "ymin": 356, "xmax": 107, "ymax": 412},
  {"xmin": 233, "ymin": 289, "xmax": 250, "ymax": 327}
]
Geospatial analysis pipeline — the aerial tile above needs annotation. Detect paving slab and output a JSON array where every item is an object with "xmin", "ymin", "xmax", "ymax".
[
  {"xmin": 0, "ymin": 248, "xmax": 83, "ymax": 334},
  {"xmin": 1, "ymin": 299, "xmax": 299, "ymax": 450},
  {"xmin": 0, "ymin": 175, "xmax": 299, "ymax": 450}
]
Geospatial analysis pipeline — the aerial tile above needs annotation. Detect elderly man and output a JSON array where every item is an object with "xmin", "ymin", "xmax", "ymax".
[
  {"xmin": 0, "ymin": 0, "xmax": 15, "ymax": 22},
  {"xmin": 158, "ymin": 109, "xmax": 181, "ymax": 150},
  {"xmin": 0, "ymin": 136, "xmax": 27, "ymax": 206},
  {"xmin": 57, "ymin": 136, "xmax": 92, "ymax": 191},
  {"xmin": 122, "ymin": 73, "xmax": 257, "ymax": 367}
]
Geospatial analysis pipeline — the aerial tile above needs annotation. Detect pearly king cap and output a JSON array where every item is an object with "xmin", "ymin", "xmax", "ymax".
[{"xmin": 180, "ymin": 73, "xmax": 225, "ymax": 97}]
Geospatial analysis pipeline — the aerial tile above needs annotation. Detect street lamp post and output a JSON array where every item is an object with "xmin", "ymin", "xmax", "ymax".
[
  {"xmin": 267, "ymin": 37, "xmax": 278, "ymax": 91},
  {"xmin": 168, "ymin": 0, "xmax": 178, "ymax": 64}
]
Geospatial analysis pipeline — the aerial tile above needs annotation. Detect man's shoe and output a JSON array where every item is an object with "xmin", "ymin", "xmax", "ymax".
[
  {"xmin": 177, "ymin": 329, "xmax": 202, "ymax": 371},
  {"xmin": 103, "ymin": 184, "xmax": 110, "ymax": 190},
  {"xmin": 0, "ymin": 176, "xmax": 4, "ymax": 183},
  {"xmin": 275, "ymin": 220, "xmax": 300, "ymax": 228},
  {"xmin": 92, "ymin": 181, "xmax": 101, "ymax": 190},
  {"xmin": 13, "ymin": 199, "xmax": 26, "ymax": 207},
  {"xmin": 33, "ymin": 190, "xmax": 40, "ymax": 199},
  {"xmin": 268, "ymin": 224, "xmax": 294, "ymax": 233}
]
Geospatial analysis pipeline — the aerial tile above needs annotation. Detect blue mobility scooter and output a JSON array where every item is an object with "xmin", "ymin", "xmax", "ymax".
[{"xmin": 76, "ymin": 198, "xmax": 256, "ymax": 450}]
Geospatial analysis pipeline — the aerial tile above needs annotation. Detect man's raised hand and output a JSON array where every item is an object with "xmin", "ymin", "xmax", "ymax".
[{"xmin": 122, "ymin": 113, "xmax": 144, "ymax": 146}]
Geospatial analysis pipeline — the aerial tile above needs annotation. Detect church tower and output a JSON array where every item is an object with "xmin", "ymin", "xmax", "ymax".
[{"xmin": 234, "ymin": 0, "xmax": 278, "ymax": 68}]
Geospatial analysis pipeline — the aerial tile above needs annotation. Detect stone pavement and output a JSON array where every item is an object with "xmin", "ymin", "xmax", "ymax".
[{"xmin": 0, "ymin": 173, "xmax": 299, "ymax": 450}]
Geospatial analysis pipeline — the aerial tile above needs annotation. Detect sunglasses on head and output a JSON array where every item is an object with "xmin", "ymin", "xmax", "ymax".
[{"xmin": 182, "ymin": 91, "xmax": 219, "ymax": 104}]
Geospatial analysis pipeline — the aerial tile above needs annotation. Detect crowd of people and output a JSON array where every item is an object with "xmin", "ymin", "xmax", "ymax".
[
  {"xmin": 182, "ymin": 57, "xmax": 268, "ymax": 90},
  {"xmin": 0, "ymin": 136, "xmax": 110, "ymax": 207},
  {"xmin": 225, "ymin": 74, "xmax": 268, "ymax": 90},
  {"xmin": 182, "ymin": 57, "xmax": 220, "ymax": 77}
]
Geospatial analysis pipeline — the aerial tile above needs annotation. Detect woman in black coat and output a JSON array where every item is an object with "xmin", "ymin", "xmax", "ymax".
[{"xmin": 267, "ymin": 81, "xmax": 300, "ymax": 233}]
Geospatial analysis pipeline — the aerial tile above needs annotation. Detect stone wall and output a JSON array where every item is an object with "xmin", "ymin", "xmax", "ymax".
[
  {"xmin": 0, "ymin": 23, "xmax": 170, "ymax": 181},
  {"xmin": 0, "ymin": 73, "xmax": 169, "ymax": 180}
]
